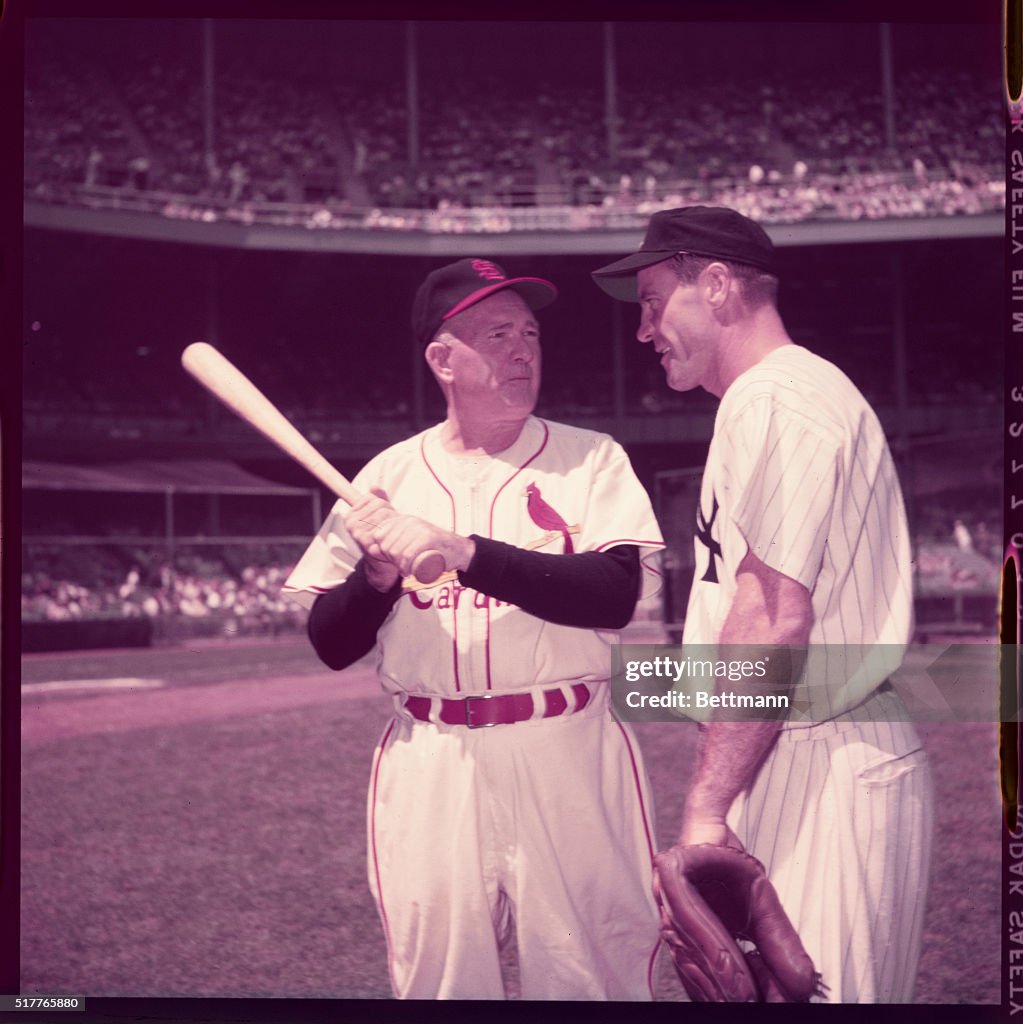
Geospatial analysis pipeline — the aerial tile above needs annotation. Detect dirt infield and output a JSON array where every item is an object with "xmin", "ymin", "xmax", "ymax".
[{"xmin": 20, "ymin": 637, "xmax": 1001, "ymax": 1003}]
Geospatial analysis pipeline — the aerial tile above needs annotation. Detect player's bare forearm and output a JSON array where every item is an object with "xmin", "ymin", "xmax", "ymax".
[
  {"xmin": 719, "ymin": 551, "xmax": 813, "ymax": 651},
  {"xmin": 680, "ymin": 549, "xmax": 813, "ymax": 848},
  {"xmin": 680, "ymin": 721, "xmax": 784, "ymax": 846}
]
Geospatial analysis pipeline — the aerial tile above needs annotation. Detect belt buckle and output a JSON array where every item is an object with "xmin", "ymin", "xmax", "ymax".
[{"xmin": 464, "ymin": 693, "xmax": 497, "ymax": 729}]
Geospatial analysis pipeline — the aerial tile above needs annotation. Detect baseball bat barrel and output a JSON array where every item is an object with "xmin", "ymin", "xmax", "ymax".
[
  {"xmin": 180, "ymin": 342, "xmax": 446, "ymax": 585},
  {"xmin": 182, "ymin": 343, "xmax": 359, "ymax": 503}
]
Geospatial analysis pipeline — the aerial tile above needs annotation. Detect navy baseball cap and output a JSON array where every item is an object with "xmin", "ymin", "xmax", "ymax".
[
  {"xmin": 591, "ymin": 206, "xmax": 779, "ymax": 301},
  {"xmin": 412, "ymin": 258, "xmax": 557, "ymax": 344}
]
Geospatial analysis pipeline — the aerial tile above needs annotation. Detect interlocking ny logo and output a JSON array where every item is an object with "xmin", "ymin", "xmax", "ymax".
[
  {"xmin": 695, "ymin": 494, "xmax": 722, "ymax": 584},
  {"xmin": 471, "ymin": 259, "xmax": 504, "ymax": 281}
]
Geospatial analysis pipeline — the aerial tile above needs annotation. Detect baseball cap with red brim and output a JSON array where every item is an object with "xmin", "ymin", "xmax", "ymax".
[
  {"xmin": 412, "ymin": 258, "xmax": 557, "ymax": 344},
  {"xmin": 591, "ymin": 205, "xmax": 779, "ymax": 302}
]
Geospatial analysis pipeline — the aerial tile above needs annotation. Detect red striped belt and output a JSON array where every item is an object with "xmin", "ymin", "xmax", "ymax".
[{"xmin": 403, "ymin": 683, "xmax": 592, "ymax": 729}]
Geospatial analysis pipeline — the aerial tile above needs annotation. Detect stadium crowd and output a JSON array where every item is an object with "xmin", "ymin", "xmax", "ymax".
[
  {"xmin": 25, "ymin": 35, "xmax": 1002, "ymax": 227},
  {"xmin": 911, "ymin": 492, "xmax": 1000, "ymax": 594},
  {"xmin": 22, "ymin": 550, "xmax": 306, "ymax": 634},
  {"xmin": 22, "ymin": 503, "xmax": 999, "ymax": 634}
]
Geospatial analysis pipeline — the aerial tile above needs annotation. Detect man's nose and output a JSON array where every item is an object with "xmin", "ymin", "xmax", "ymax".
[{"xmin": 510, "ymin": 334, "xmax": 535, "ymax": 360}]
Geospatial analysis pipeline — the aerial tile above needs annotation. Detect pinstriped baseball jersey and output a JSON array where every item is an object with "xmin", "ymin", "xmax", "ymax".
[
  {"xmin": 680, "ymin": 343, "xmax": 932, "ymax": 1002},
  {"xmin": 681, "ymin": 344, "xmax": 914, "ymax": 721},
  {"xmin": 726, "ymin": 695, "xmax": 933, "ymax": 1002},
  {"xmin": 284, "ymin": 415, "xmax": 664, "ymax": 695}
]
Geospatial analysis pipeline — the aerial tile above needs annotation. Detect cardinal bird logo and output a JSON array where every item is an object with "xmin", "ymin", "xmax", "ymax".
[{"xmin": 525, "ymin": 483, "xmax": 574, "ymax": 553}]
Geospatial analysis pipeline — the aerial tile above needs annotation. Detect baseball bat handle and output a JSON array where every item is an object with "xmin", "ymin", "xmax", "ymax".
[
  {"xmin": 409, "ymin": 550, "xmax": 447, "ymax": 585},
  {"xmin": 181, "ymin": 342, "xmax": 446, "ymax": 585}
]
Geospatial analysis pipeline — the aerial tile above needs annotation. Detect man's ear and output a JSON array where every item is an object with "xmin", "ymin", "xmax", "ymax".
[
  {"xmin": 702, "ymin": 262, "xmax": 733, "ymax": 309},
  {"xmin": 425, "ymin": 338, "xmax": 453, "ymax": 382}
]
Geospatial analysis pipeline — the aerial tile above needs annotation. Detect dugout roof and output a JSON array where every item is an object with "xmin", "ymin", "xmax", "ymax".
[{"xmin": 23, "ymin": 459, "xmax": 315, "ymax": 497}]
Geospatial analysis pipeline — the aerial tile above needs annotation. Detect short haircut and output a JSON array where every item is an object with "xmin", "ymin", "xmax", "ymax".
[{"xmin": 671, "ymin": 253, "xmax": 779, "ymax": 308}]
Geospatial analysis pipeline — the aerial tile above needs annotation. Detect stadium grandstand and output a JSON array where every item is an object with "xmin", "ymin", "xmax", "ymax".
[{"xmin": 22, "ymin": 16, "xmax": 1003, "ymax": 648}]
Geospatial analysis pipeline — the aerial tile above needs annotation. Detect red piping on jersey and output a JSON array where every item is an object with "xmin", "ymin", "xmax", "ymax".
[
  {"xmin": 420, "ymin": 433, "xmax": 463, "ymax": 692},
  {"xmin": 369, "ymin": 719, "xmax": 398, "ymax": 992},
  {"xmin": 484, "ymin": 421, "xmax": 550, "ymax": 689},
  {"xmin": 611, "ymin": 710, "xmax": 659, "ymax": 998},
  {"xmin": 613, "ymin": 713, "xmax": 655, "ymax": 861},
  {"xmin": 646, "ymin": 940, "xmax": 660, "ymax": 1000}
]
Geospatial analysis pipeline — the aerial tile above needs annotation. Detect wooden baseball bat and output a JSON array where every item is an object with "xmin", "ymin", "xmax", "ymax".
[{"xmin": 181, "ymin": 342, "xmax": 447, "ymax": 585}]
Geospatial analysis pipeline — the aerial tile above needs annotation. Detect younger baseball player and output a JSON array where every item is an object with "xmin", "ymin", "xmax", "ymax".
[
  {"xmin": 284, "ymin": 258, "xmax": 665, "ymax": 1000},
  {"xmin": 592, "ymin": 206, "xmax": 933, "ymax": 1002}
]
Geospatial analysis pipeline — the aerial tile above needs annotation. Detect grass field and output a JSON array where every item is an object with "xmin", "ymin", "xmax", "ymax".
[{"xmin": 20, "ymin": 635, "xmax": 1001, "ymax": 1003}]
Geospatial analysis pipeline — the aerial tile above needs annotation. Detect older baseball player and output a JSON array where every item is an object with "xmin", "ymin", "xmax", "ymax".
[
  {"xmin": 284, "ymin": 258, "xmax": 665, "ymax": 1000},
  {"xmin": 593, "ymin": 206, "xmax": 933, "ymax": 1002}
]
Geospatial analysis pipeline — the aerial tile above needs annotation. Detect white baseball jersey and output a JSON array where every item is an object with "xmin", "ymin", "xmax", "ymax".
[
  {"xmin": 681, "ymin": 343, "xmax": 915, "ymax": 722},
  {"xmin": 285, "ymin": 415, "xmax": 664, "ymax": 696},
  {"xmin": 680, "ymin": 344, "xmax": 932, "ymax": 1002},
  {"xmin": 284, "ymin": 415, "xmax": 666, "ymax": 1000}
]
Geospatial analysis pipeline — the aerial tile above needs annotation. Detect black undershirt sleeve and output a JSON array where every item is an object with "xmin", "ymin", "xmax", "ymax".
[
  {"xmin": 458, "ymin": 536, "xmax": 641, "ymax": 629},
  {"xmin": 306, "ymin": 540, "xmax": 642, "ymax": 671},
  {"xmin": 307, "ymin": 559, "xmax": 402, "ymax": 670}
]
